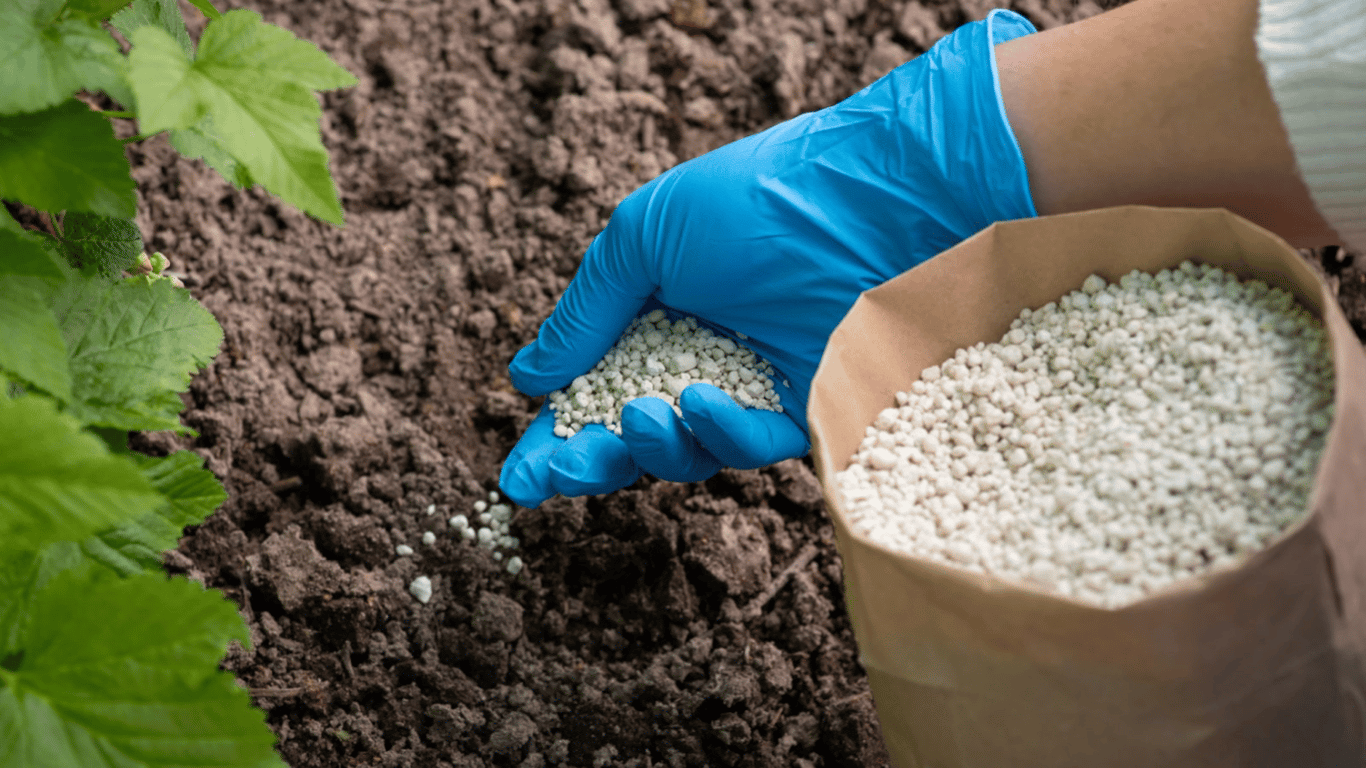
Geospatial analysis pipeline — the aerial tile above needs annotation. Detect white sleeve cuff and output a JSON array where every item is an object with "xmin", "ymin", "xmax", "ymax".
[{"xmin": 1256, "ymin": 0, "xmax": 1366, "ymax": 251}]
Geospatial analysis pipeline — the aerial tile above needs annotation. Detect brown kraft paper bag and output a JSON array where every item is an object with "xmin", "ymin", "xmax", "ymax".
[{"xmin": 807, "ymin": 206, "xmax": 1366, "ymax": 768}]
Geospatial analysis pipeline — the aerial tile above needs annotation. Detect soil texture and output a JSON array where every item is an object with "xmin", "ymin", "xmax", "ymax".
[{"xmin": 122, "ymin": 0, "xmax": 1364, "ymax": 766}]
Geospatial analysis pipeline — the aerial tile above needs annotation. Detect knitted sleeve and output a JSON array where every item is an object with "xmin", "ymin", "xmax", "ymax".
[{"xmin": 1256, "ymin": 0, "xmax": 1366, "ymax": 251}]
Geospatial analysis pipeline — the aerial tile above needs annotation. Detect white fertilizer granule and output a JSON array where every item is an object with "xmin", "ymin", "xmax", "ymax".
[
  {"xmin": 837, "ymin": 262, "xmax": 1335, "ymax": 608},
  {"xmin": 408, "ymin": 576, "xmax": 433, "ymax": 604},
  {"xmin": 548, "ymin": 309, "xmax": 783, "ymax": 437}
]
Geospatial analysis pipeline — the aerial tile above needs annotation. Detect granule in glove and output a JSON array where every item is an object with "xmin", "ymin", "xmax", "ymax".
[{"xmin": 547, "ymin": 309, "xmax": 783, "ymax": 437}]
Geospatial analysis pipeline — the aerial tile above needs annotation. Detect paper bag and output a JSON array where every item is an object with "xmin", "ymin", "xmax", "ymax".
[{"xmin": 807, "ymin": 206, "xmax": 1366, "ymax": 767}]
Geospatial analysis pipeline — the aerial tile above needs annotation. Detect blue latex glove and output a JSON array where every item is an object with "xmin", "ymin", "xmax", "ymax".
[{"xmin": 501, "ymin": 10, "xmax": 1039, "ymax": 507}]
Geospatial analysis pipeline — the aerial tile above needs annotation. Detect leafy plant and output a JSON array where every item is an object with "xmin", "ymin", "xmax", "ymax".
[{"xmin": 0, "ymin": 0, "xmax": 356, "ymax": 764}]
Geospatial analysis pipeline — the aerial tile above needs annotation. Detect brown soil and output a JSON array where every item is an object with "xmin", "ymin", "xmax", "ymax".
[{"xmin": 124, "ymin": 0, "xmax": 1364, "ymax": 766}]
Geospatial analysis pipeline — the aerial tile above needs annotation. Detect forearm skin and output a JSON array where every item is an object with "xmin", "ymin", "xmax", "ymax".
[{"xmin": 995, "ymin": 0, "xmax": 1339, "ymax": 247}]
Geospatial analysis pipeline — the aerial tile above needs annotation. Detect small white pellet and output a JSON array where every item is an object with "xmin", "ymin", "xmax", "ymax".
[
  {"xmin": 408, "ymin": 576, "xmax": 432, "ymax": 604},
  {"xmin": 506, "ymin": 556, "xmax": 524, "ymax": 575},
  {"xmin": 449, "ymin": 515, "xmax": 468, "ymax": 530},
  {"xmin": 838, "ymin": 263, "xmax": 1334, "ymax": 609},
  {"xmin": 421, "ymin": 531, "xmax": 437, "ymax": 546},
  {"xmin": 547, "ymin": 313, "xmax": 783, "ymax": 435},
  {"xmin": 395, "ymin": 544, "xmax": 414, "ymax": 557},
  {"xmin": 425, "ymin": 504, "xmax": 436, "ymax": 516}
]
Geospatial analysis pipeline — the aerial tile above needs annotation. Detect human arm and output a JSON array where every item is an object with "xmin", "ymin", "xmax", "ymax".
[{"xmin": 994, "ymin": 0, "xmax": 1350, "ymax": 249}]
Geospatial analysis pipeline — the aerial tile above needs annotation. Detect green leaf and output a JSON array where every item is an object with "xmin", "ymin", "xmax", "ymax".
[
  {"xmin": 1, "ymin": 543, "xmax": 105, "ymax": 659},
  {"xmin": 111, "ymin": 0, "xmax": 193, "ymax": 59},
  {"xmin": 0, "ymin": 4, "xmax": 131, "ymax": 114},
  {"xmin": 0, "ymin": 569, "xmax": 283, "ymax": 768},
  {"xmin": 0, "ymin": 551, "xmax": 42, "ymax": 657},
  {"xmin": 69, "ymin": 0, "xmax": 135, "ymax": 20},
  {"xmin": 170, "ymin": 117, "xmax": 254, "ymax": 189},
  {"xmin": 185, "ymin": 0, "xmax": 221, "ymax": 21},
  {"xmin": 0, "ymin": 277, "xmax": 71, "ymax": 402},
  {"xmin": 98, "ymin": 390, "xmax": 199, "ymax": 433},
  {"xmin": 0, "ymin": 207, "xmax": 21, "ymax": 232},
  {"xmin": 128, "ymin": 11, "xmax": 357, "ymax": 224},
  {"xmin": 93, "ymin": 425, "xmax": 130, "ymax": 453},
  {"xmin": 28, "ymin": 0, "xmax": 67, "ymax": 22},
  {"xmin": 0, "ymin": 396, "xmax": 162, "ymax": 552},
  {"xmin": 0, "ymin": 102, "xmax": 137, "ymax": 219},
  {"xmin": 0, "ymin": 227, "xmax": 65, "ymax": 280},
  {"xmin": 47, "ymin": 273, "xmax": 223, "ymax": 432},
  {"xmin": 200, "ymin": 15, "xmax": 359, "ymax": 93},
  {"xmin": 80, "ymin": 452, "xmax": 227, "ymax": 577},
  {"xmin": 59, "ymin": 212, "xmax": 144, "ymax": 278},
  {"xmin": 136, "ymin": 451, "xmax": 227, "ymax": 528}
]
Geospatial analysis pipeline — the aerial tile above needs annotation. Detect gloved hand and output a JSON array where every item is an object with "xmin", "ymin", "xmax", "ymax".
[{"xmin": 501, "ymin": 9, "xmax": 1039, "ymax": 508}]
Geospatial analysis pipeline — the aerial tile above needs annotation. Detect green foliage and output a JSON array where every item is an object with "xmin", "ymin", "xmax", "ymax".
[
  {"xmin": 0, "ymin": 396, "xmax": 162, "ymax": 551},
  {"xmin": 0, "ymin": 277, "xmax": 71, "ymax": 401},
  {"xmin": 3, "ymin": 0, "xmax": 355, "ymax": 225},
  {"xmin": 111, "ymin": 0, "xmax": 193, "ymax": 58},
  {"xmin": 0, "ymin": 0, "xmax": 354, "ymax": 764},
  {"xmin": 0, "ymin": 570, "xmax": 283, "ymax": 768},
  {"xmin": 171, "ymin": 115, "xmax": 254, "ymax": 190},
  {"xmin": 58, "ymin": 211, "xmax": 145, "ymax": 278},
  {"xmin": 80, "ymin": 452, "xmax": 229, "ymax": 577},
  {"xmin": 185, "ymin": 0, "xmax": 221, "ymax": 21},
  {"xmin": 67, "ymin": 0, "xmax": 137, "ymax": 19},
  {"xmin": 0, "ymin": 210, "xmax": 66, "ymax": 284},
  {"xmin": 0, "ymin": 102, "xmax": 138, "ymax": 218},
  {"xmin": 128, "ymin": 9, "xmax": 357, "ymax": 224},
  {"xmin": 0, "ymin": 227, "xmax": 65, "ymax": 279},
  {"xmin": 0, "ymin": 0, "xmax": 131, "ymax": 113},
  {"xmin": 48, "ymin": 267, "xmax": 224, "ymax": 431}
]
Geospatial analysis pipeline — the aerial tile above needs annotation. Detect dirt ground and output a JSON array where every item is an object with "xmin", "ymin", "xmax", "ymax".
[{"xmin": 122, "ymin": 0, "xmax": 1366, "ymax": 765}]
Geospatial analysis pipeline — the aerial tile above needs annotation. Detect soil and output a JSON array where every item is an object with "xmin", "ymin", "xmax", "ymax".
[{"xmin": 121, "ymin": 0, "xmax": 1366, "ymax": 766}]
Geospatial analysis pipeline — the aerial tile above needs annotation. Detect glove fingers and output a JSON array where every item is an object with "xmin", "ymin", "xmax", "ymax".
[
  {"xmin": 680, "ymin": 383, "xmax": 810, "ymax": 469},
  {"xmin": 499, "ymin": 403, "xmax": 561, "ymax": 508},
  {"xmin": 620, "ymin": 396, "xmax": 723, "ymax": 483},
  {"xmin": 510, "ymin": 235, "xmax": 653, "ymax": 396},
  {"xmin": 548, "ymin": 425, "xmax": 643, "ymax": 497}
]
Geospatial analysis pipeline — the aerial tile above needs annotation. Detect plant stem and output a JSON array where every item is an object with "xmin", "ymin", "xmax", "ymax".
[{"xmin": 98, "ymin": 110, "xmax": 135, "ymax": 119}]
